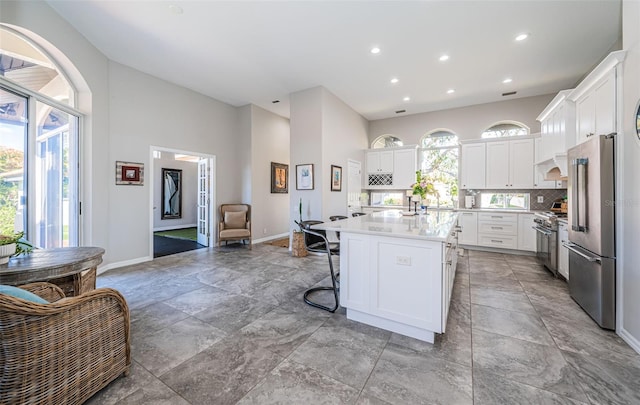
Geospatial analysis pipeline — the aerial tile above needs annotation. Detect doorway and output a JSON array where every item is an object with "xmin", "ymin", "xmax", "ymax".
[
  {"xmin": 347, "ymin": 159, "xmax": 362, "ymax": 215},
  {"xmin": 150, "ymin": 147, "xmax": 215, "ymax": 258}
]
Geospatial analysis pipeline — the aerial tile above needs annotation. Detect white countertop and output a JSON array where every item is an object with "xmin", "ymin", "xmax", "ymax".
[{"xmin": 313, "ymin": 210, "xmax": 459, "ymax": 242}]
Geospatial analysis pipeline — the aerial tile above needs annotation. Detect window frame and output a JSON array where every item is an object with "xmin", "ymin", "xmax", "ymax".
[
  {"xmin": 371, "ymin": 134, "xmax": 403, "ymax": 149},
  {"xmin": 418, "ymin": 129, "xmax": 459, "ymax": 208},
  {"xmin": 481, "ymin": 120, "xmax": 530, "ymax": 139}
]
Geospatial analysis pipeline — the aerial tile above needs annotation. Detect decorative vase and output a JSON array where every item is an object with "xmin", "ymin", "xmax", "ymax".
[
  {"xmin": 291, "ymin": 232, "xmax": 308, "ymax": 257},
  {"xmin": 0, "ymin": 243, "xmax": 16, "ymax": 265}
]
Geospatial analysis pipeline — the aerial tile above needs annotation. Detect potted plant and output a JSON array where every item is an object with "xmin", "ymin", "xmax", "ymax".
[{"xmin": 0, "ymin": 231, "xmax": 34, "ymax": 265}]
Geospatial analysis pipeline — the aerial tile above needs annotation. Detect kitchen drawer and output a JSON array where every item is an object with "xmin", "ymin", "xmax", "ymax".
[
  {"xmin": 477, "ymin": 213, "xmax": 518, "ymax": 223},
  {"xmin": 477, "ymin": 221, "xmax": 517, "ymax": 235},
  {"xmin": 477, "ymin": 234, "xmax": 518, "ymax": 249}
]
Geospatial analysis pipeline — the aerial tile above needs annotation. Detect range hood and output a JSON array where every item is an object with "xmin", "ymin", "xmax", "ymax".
[{"xmin": 536, "ymin": 153, "xmax": 568, "ymax": 180}]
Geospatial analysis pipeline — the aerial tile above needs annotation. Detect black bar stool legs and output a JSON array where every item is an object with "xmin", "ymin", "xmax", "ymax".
[{"xmin": 301, "ymin": 228, "xmax": 340, "ymax": 313}]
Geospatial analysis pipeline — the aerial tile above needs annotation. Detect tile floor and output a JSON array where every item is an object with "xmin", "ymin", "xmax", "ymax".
[{"xmin": 89, "ymin": 243, "xmax": 640, "ymax": 405}]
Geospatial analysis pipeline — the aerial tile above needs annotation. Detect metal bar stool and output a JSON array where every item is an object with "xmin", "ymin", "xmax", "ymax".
[
  {"xmin": 295, "ymin": 220, "xmax": 339, "ymax": 255},
  {"xmin": 301, "ymin": 228, "xmax": 339, "ymax": 312},
  {"xmin": 329, "ymin": 215, "xmax": 348, "ymax": 240},
  {"xmin": 351, "ymin": 212, "xmax": 366, "ymax": 217}
]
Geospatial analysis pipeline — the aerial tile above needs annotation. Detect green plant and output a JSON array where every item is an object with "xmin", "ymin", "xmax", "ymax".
[
  {"xmin": 0, "ymin": 231, "xmax": 34, "ymax": 256},
  {"xmin": 411, "ymin": 171, "xmax": 436, "ymax": 200}
]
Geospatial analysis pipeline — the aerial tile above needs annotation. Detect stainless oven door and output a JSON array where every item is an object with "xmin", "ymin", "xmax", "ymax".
[{"xmin": 533, "ymin": 225, "xmax": 557, "ymax": 276}]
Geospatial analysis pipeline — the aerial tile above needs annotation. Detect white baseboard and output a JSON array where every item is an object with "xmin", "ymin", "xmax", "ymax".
[
  {"xmin": 98, "ymin": 256, "xmax": 152, "ymax": 275},
  {"xmin": 153, "ymin": 224, "xmax": 197, "ymax": 232},
  {"xmin": 252, "ymin": 232, "xmax": 289, "ymax": 245},
  {"xmin": 619, "ymin": 327, "xmax": 640, "ymax": 355}
]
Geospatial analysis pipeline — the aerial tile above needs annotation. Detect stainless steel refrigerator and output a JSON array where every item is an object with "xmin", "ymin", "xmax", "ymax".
[{"xmin": 564, "ymin": 134, "xmax": 616, "ymax": 330}]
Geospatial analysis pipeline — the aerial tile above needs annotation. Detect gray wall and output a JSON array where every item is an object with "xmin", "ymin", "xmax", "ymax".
[{"xmin": 369, "ymin": 94, "xmax": 555, "ymax": 144}]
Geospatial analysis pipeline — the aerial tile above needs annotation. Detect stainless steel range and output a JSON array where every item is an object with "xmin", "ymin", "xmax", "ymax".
[{"xmin": 533, "ymin": 212, "xmax": 566, "ymax": 277}]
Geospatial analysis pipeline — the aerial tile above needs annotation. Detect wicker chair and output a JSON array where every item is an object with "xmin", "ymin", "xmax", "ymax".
[{"xmin": 0, "ymin": 282, "xmax": 131, "ymax": 405}]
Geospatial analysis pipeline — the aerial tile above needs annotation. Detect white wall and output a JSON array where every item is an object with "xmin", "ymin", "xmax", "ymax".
[
  {"xmin": 290, "ymin": 87, "xmax": 324, "ymax": 225},
  {"xmin": 153, "ymin": 155, "xmax": 198, "ymax": 230},
  {"xmin": 368, "ymin": 94, "xmax": 555, "ymax": 144},
  {"xmin": 321, "ymin": 89, "xmax": 368, "ymax": 219},
  {"xmin": 620, "ymin": 0, "xmax": 640, "ymax": 352},
  {"xmin": 248, "ymin": 105, "xmax": 290, "ymax": 241},
  {"xmin": 289, "ymin": 87, "xmax": 368, "ymax": 226},
  {"xmin": 108, "ymin": 62, "xmax": 240, "ymax": 262},
  {"xmin": 1, "ymin": 1, "xmax": 243, "ymax": 267}
]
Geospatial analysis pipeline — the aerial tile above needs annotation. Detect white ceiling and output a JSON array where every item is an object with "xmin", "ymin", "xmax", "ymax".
[{"xmin": 46, "ymin": 0, "xmax": 621, "ymax": 121}]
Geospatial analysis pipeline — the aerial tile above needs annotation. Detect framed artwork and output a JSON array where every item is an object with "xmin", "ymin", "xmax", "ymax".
[
  {"xmin": 115, "ymin": 161, "xmax": 144, "ymax": 185},
  {"xmin": 161, "ymin": 168, "xmax": 182, "ymax": 219},
  {"xmin": 271, "ymin": 162, "xmax": 289, "ymax": 193},
  {"xmin": 296, "ymin": 164, "xmax": 314, "ymax": 190},
  {"xmin": 331, "ymin": 165, "xmax": 342, "ymax": 192}
]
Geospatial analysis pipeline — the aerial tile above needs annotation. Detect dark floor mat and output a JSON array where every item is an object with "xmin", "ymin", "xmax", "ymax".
[{"xmin": 154, "ymin": 235, "xmax": 205, "ymax": 258}]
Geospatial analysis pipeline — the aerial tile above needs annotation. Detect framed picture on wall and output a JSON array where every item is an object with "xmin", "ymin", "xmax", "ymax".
[
  {"xmin": 115, "ymin": 161, "xmax": 144, "ymax": 185},
  {"xmin": 271, "ymin": 162, "xmax": 289, "ymax": 193},
  {"xmin": 330, "ymin": 165, "xmax": 342, "ymax": 192},
  {"xmin": 161, "ymin": 168, "xmax": 182, "ymax": 219},
  {"xmin": 296, "ymin": 164, "xmax": 314, "ymax": 190}
]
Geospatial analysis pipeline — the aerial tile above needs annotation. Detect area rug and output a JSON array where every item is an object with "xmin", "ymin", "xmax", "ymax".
[
  {"xmin": 267, "ymin": 237, "xmax": 289, "ymax": 248},
  {"xmin": 154, "ymin": 227, "xmax": 197, "ymax": 241}
]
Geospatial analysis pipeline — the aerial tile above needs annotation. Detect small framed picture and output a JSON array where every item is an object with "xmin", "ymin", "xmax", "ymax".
[
  {"xmin": 116, "ymin": 161, "xmax": 144, "ymax": 185},
  {"xmin": 271, "ymin": 162, "xmax": 289, "ymax": 193},
  {"xmin": 330, "ymin": 165, "xmax": 342, "ymax": 192},
  {"xmin": 296, "ymin": 164, "xmax": 314, "ymax": 190}
]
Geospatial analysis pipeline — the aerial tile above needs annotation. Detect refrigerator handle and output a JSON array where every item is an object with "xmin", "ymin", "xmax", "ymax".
[
  {"xmin": 562, "ymin": 241, "xmax": 600, "ymax": 263},
  {"xmin": 572, "ymin": 158, "xmax": 588, "ymax": 232}
]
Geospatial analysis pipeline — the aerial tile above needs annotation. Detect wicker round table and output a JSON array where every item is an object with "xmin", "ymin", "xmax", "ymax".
[{"xmin": 0, "ymin": 247, "xmax": 105, "ymax": 296}]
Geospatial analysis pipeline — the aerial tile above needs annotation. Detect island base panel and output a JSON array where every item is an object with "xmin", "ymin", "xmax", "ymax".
[{"xmin": 347, "ymin": 308, "xmax": 435, "ymax": 344}]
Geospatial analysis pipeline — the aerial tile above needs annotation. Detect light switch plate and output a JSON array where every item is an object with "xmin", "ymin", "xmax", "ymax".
[{"xmin": 537, "ymin": 196, "xmax": 544, "ymax": 203}]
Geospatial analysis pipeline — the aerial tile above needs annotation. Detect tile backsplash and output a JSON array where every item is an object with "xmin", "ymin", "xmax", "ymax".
[{"xmin": 459, "ymin": 188, "xmax": 567, "ymax": 211}]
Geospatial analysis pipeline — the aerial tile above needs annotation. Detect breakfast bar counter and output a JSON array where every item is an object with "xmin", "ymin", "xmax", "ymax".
[{"xmin": 315, "ymin": 210, "xmax": 459, "ymax": 343}]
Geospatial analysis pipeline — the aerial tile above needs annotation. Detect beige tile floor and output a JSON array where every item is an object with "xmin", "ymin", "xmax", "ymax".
[{"xmin": 88, "ymin": 243, "xmax": 640, "ymax": 405}]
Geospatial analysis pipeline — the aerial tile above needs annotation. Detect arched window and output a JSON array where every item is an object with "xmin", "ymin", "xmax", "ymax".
[
  {"xmin": 418, "ymin": 129, "xmax": 459, "ymax": 208},
  {"xmin": 371, "ymin": 135, "xmax": 403, "ymax": 149},
  {"xmin": 0, "ymin": 26, "xmax": 80, "ymax": 248},
  {"xmin": 481, "ymin": 121, "xmax": 529, "ymax": 138}
]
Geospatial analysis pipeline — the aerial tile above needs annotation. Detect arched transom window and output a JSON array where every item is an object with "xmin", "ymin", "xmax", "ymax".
[
  {"xmin": 371, "ymin": 134, "xmax": 403, "ymax": 149},
  {"xmin": 481, "ymin": 121, "xmax": 529, "ymax": 138}
]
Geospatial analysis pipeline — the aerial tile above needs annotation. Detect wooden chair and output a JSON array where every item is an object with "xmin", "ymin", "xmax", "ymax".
[
  {"xmin": 219, "ymin": 204, "xmax": 252, "ymax": 249},
  {"xmin": 0, "ymin": 282, "xmax": 131, "ymax": 405}
]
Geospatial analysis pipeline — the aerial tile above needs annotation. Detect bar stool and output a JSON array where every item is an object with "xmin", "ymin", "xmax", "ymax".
[
  {"xmin": 301, "ymin": 228, "xmax": 339, "ymax": 312},
  {"xmin": 329, "ymin": 216, "xmax": 348, "ymax": 240},
  {"xmin": 296, "ymin": 220, "xmax": 339, "ymax": 255},
  {"xmin": 352, "ymin": 212, "xmax": 366, "ymax": 217}
]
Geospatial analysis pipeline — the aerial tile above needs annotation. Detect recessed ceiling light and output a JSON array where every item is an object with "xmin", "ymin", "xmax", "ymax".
[
  {"xmin": 370, "ymin": 47, "xmax": 381, "ymax": 54},
  {"xmin": 515, "ymin": 33, "xmax": 529, "ymax": 41},
  {"xmin": 168, "ymin": 4, "xmax": 183, "ymax": 14},
  {"xmin": 447, "ymin": 89, "xmax": 455, "ymax": 94},
  {"xmin": 390, "ymin": 77, "xmax": 399, "ymax": 84},
  {"xmin": 439, "ymin": 54, "xmax": 449, "ymax": 62},
  {"xmin": 403, "ymin": 96, "xmax": 411, "ymax": 102},
  {"xmin": 503, "ymin": 78, "xmax": 513, "ymax": 84}
]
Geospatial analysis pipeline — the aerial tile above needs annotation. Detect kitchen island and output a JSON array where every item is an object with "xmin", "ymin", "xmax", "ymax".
[{"xmin": 314, "ymin": 210, "xmax": 459, "ymax": 343}]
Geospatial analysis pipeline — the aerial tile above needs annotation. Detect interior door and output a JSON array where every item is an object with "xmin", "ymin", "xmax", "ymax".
[
  {"xmin": 197, "ymin": 159, "xmax": 210, "ymax": 246},
  {"xmin": 347, "ymin": 159, "xmax": 362, "ymax": 215}
]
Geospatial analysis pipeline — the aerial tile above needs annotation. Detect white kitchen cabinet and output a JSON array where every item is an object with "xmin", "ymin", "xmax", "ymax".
[
  {"xmin": 392, "ymin": 148, "xmax": 417, "ymax": 189},
  {"xmin": 509, "ymin": 138, "xmax": 535, "ymax": 188},
  {"xmin": 517, "ymin": 213, "xmax": 536, "ymax": 252},
  {"xmin": 485, "ymin": 141, "xmax": 509, "ymax": 188},
  {"xmin": 460, "ymin": 143, "xmax": 486, "ymax": 189},
  {"xmin": 571, "ymin": 52, "xmax": 624, "ymax": 145},
  {"xmin": 477, "ymin": 212, "xmax": 518, "ymax": 249},
  {"xmin": 485, "ymin": 139, "xmax": 534, "ymax": 189},
  {"xmin": 457, "ymin": 211, "xmax": 478, "ymax": 245},
  {"xmin": 366, "ymin": 150, "xmax": 394, "ymax": 173},
  {"xmin": 558, "ymin": 222, "xmax": 569, "ymax": 280}
]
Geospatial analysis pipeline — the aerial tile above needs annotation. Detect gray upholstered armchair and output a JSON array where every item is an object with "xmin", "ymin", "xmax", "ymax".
[{"xmin": 218, "ymin": 204, "xmax": 252, "ymax": 249}]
